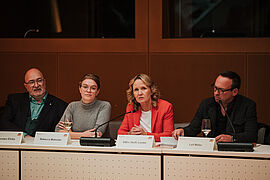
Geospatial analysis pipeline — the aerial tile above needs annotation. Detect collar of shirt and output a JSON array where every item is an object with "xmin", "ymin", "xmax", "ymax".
[
  {"xmin": 215, "ymin": 95, "xmax": 237, "ymax": 115},
  {"xmin": 29, "ymin": 92, "xmax": 48, "ymax": 105}
]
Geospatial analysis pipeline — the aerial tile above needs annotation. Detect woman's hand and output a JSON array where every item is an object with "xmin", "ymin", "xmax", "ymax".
[
  {"xmin": 128, "ymin": 125, "xmax": 147, "ymax": 135},
  {"xmin": 82, "ymin": 128, "xmax": 102, "ymax": 137},
  {"xmin": 57, "ymin": 121, "xmax": 70, "ymax": 132}
]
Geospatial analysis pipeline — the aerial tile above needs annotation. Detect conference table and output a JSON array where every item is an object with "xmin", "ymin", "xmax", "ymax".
[{"xmin": 1, "ymin": 138, "xmax": 270, "ymax": 180}]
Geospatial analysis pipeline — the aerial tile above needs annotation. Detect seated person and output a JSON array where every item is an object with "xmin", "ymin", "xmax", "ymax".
[
  {"xmin": 117, "ymin": 74, "xmax": 174, "ymax": 142},
  {"xmin": 55, "ymin": 74, "xmax": 111, "ymax": 139},
  {"xmin": 0, "ymin": 68, "xmax": 67, "ymax": 137},
  {"xmin": 172, "ymin": 71, "xmax": 258, "ymax": 143}
]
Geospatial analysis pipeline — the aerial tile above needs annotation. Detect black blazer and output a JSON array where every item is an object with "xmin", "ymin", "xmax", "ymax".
[
  {"xmin": 183, "ymin": 95, "xmax": 258, "ymax": 143},
  {"xmin": 0, "ymin": 92, "xmax": 67, "ymax": 136}
]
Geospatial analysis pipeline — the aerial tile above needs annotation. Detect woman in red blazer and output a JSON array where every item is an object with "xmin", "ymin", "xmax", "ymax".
[{"xmin": 117, "ymin": 74, "xmax": 174, "ymax": 142}]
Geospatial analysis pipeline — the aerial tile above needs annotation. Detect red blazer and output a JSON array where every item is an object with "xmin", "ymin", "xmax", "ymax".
[{"xmin": 117, "ymin": 99, "xmax": 174, "ymax": 142}]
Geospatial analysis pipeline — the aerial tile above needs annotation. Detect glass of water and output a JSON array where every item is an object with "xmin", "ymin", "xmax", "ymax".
[
  {"xmin": 201, "ymin": 119, "xmax": 211, "ymax": 137},
  {"xmin": 63, "ymin": 115, "xmax": 73, "ymax": 132}
]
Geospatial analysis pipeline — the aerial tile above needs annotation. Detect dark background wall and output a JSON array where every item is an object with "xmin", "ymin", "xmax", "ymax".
[{"xmin": 0, "ymin": 0, "xmax": 269, "ymax": 126}]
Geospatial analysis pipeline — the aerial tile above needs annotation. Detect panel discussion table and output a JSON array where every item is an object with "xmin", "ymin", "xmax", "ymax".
[{"xmin": 1, "ymin": 138, "xmax": 270, "ymax": 180}]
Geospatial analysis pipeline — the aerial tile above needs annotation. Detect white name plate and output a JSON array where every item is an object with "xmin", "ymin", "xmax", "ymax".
[
  {"xmin": 160, "ymin": 137, "xmax": 178, "ymax": 146},
  {"xmin": 116, "ymin": 135, "xmax": 155, "ymax": 149},
  {"xmin": 0, "ymin": 131, "xmax": 24, "ymax": 145},
  {"xmin": 177, "ymin": 137, "xmax": 215, "ymax": 151},
  {"xmin": 34, "ymin": 132, "xmax": 71, "ymax": 146}
]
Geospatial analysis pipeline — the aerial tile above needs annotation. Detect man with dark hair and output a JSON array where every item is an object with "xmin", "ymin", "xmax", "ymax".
[
  {"xmin": 0, "ymin": 68, "xmax": 67, "ymax": 137},
  {"xmin": 219, "ymin": 71, "xmax": 241, "ymax": 90},
  {"xmin": 172, "ymin": 71, "xmax": 258, "ymax": 143}
]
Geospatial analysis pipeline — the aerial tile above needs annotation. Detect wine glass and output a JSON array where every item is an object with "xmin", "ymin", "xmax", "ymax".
[
  {"xmin": 201, "ymin": 119, "xmax": 211, "ymax": 137},
  {"xmin": 63, "ymin": 115, "xmax": 73, "ymax": 132}
]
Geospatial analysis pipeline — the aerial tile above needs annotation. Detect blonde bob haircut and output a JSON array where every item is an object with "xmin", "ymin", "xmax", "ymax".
[{"xmin": 126, "ymin": 74, "xmax": 160, "ymax": 111}]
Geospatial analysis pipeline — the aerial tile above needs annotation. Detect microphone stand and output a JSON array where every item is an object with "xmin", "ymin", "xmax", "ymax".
[
  {"xmin": 93, "ymin": 110, "xmax": 135, "ymax": 138},
  {"xmin": 80, "ymin": 110, "xmax": 136, "ymax": 146},
  {"xmin": 218, "ymin": 100, "xmax": 236, "ymax": 137}
]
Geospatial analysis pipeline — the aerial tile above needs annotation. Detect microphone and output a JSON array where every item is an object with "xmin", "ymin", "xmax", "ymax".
[
  {"xmin": 24, "ymin": 29, "xmax": 39, "ymax": 38},
  {"xmin": 218, "ymin": 100, "xmax": 236, "ymax": 137},
  {"xmin": 93, "ymin": 110, "xmax": 136, "ymax": 138},
  {"xmin": 80, "ymin": 110, "xmax": 136, "ymax": 146}
]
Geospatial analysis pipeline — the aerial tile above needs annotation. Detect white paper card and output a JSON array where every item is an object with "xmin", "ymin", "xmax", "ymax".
[
  {"xmin": 116, "ymin": 135, "xmax": 154, "ymax": 149},
  {"xmin": 34, "ymin": 132, "xmax": 71, "ymax": 146},
  {"xmin": 176, "ymin": 137, "xmax": 215, "ymax": 151},
  {"xmin": 0, "ymin": 131, "xmax": 24, "ymax": 145},
  {"xmin": 160, "ymin": 137, "xmax": 178, "ymax": 146}
]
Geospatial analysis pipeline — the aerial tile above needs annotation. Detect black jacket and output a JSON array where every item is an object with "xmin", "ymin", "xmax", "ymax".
[
  {"xmin": 183, "ymin": 95, "xmax": 258, "ymax": 143},
  {"xmin": 0, "ymin": 92, "xmax": 67, "ymax": 136}
]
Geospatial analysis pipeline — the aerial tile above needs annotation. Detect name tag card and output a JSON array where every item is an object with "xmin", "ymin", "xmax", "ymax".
[
  {"xmin": 0, "ymin": 131, "xmax": 24, "ymax": 145},
  {"xmin": 34, "ymin": 132, "xmax": 71, "ymax": 146},
  {"xmin": 177, "ymin": 137, "xmax": 215, "ymax": 151},
  {"xmin": 116, "ymin": 135, "xmax": 154, "ymax": 149},
  {"xmin": 160, "ymin": 137, "xmax": 178, "ymax": 146}
]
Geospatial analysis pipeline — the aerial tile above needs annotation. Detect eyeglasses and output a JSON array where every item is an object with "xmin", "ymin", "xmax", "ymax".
[
  {"xmin": 213, "ymin": 86, "xmax": 234, "ymax": 94},
  {"xmin": 25, "ymin": 78, "xmax": 44, "ymax": 86},
  {"xmin": 81, "ymin": 85, "xmax": 98, "ymax": 92}
]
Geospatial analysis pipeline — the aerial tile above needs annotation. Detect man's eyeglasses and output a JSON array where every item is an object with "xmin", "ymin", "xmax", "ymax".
[
  {"xmin": 25, "ymin": 78, "xmax": 44, "ymax": 86},
  {"xmin": 213, "ymin": 86, "xmax": 234, "ymax": 94}
]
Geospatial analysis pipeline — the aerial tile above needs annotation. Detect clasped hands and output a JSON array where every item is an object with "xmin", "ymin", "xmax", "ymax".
[
  {"xmin": 128, "ymin": 125, "xmax": 147, "ymax": 135},
  {"xmin": 172, "ymin": 128, "xmax": 233, "ymax": 142},
  {"xmin": 58, "ymin": 121, "xmax": 102, "ymax": 137}
]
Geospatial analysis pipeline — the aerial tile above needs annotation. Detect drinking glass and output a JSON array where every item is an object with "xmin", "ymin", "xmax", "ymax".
[
  {"xmin": 63, "ymin": 115, "xmax": 73, "ymax": 132},
  {"xmin": 201, "ymin": 119, "xmax": 211, "ymax": 137}
]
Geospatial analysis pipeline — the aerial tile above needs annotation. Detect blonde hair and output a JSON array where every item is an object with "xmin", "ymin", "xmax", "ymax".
[{"xmin": 126, "ymin": 74, "xmax": 160, "ymax": 111}]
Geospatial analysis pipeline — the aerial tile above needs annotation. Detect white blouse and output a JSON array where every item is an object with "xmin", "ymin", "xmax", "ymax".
[{"xmin": 139, "ymin": 110, "xmax": 152, "ymax": 133}]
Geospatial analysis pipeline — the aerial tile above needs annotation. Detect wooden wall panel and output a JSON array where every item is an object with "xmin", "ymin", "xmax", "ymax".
[
  {"xmin": 150, "ymin": 53, "xmax": 246, "ymax": 123},
  {"xmin": 0, "ymin": 53, "xmax": 58, "ymax": 106},
  {"xmin": 58, "ymin": 53, "xmax": 148, "ymax": 117},
  {"xmin": 247, "ymin": 54, "xmax": 270, "ymax": 124}
]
